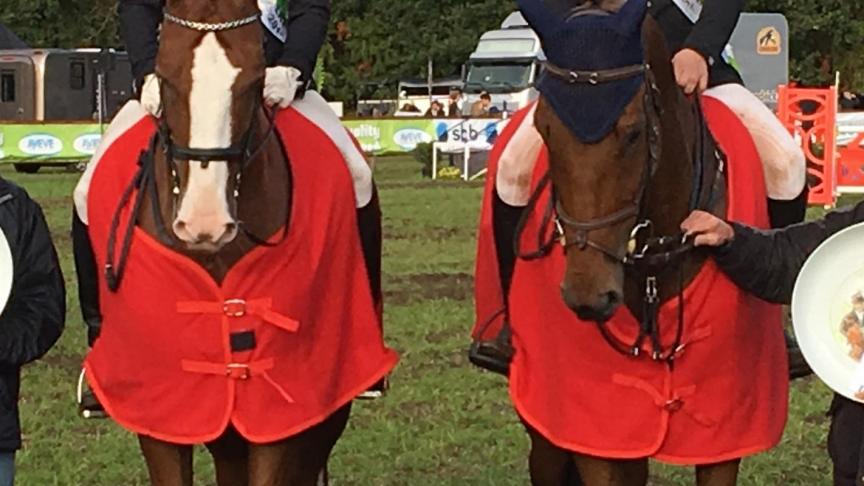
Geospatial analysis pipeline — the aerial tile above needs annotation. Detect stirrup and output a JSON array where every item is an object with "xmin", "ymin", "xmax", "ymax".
[
  {"xmin": 358, "ymin": 376, "xmax": 389, "ymax": 400},
  {"xmin": 469, "ymin": 340, "xmax": 513, "ymax": 376},
  {"xmin": 76, "ymin": 369, "xmax": 107, "ymax": 419}
]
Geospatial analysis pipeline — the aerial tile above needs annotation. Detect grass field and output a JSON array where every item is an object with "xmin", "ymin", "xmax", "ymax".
[{"xmin": 1, "ymin": 157, "xmax": 837, "ymax": 485}]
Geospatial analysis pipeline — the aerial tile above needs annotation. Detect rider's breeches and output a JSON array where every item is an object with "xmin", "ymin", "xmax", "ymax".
[
  {"xmin": 704, "ymin": 83, "xmax": 806, "ymax": 201},
  {"xmin": 293, "ymin": 91, "xmax": 373, "ymax": 208}
]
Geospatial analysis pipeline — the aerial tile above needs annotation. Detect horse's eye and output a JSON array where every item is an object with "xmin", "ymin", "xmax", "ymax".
[{"xmin": 623, "ymin": 127, "xmax": 643, "ymax": 146}]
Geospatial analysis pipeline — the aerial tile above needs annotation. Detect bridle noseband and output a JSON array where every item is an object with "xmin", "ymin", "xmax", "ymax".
[{"xmin": 538, "ymin": 59, "xmax": 663, "ymax": 267}]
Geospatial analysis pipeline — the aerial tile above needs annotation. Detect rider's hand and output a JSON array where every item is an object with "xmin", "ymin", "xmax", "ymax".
[
  {"xmin": 141, "ymin": 74, "xmax": 162, "ymax": 118},
  {"xmin": 264, "ymin": 66, "xmax": 302, "ymax": 109},
  {"xmin": 680, "ymin": 210, "xmax": 735, "ymax": 247},
  {"xmin": 672, "ymin": 48, "xmax": 709, "ymax": 95}
]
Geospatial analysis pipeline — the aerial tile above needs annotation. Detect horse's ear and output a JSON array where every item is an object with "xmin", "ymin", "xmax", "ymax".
[
  {"xmin": 616, "ymin": 0, "xmax": 648, "ymax": 33},
  {"xmin": 517, "ymin": 0, "xmax": 562, "ymax": 39}
]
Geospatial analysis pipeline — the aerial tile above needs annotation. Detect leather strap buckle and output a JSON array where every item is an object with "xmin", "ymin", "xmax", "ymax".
[
  {"xmin": 226, "ymin": 363, "xmax": 251, "ymax": 380},
  {"xmin": 223, "ymin": 299, "xmax": 247, "ymax": 317}
]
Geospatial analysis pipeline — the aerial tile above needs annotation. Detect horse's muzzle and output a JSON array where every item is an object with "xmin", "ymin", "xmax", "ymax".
[
  {"xmin": 173, "ymin": 219, "xmax": 239, "ymax": 251},
  {"xmin": 560, "ymin": 285, "xmax": 621, "ymax": 322}
]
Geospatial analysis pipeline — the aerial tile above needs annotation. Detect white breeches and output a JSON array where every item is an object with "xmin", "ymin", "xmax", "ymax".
[
  {"xmin": 496, "ymin": 86, "xmax": 807, "ymax": 206},
  {"xmin": 702, "ymin": 83, "xmax": 806, "ymax": 200},
  {"xmin": 292, "ymin": 91, "xmax": 373, "ymax": 207}
]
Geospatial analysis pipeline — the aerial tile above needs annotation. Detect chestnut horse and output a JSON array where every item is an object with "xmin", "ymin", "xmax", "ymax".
[
  {"xmin": 106, "ymin": 1, "xmax": 354, "ymax": 484},
  {"xmin": 481, "ymin": 0, "xmax": 784, "ymax": 484}
]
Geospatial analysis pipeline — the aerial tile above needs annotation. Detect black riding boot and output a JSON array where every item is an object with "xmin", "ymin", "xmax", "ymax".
[
  {"xmin": 768, "ymin": 184, "xmax": 815, "ymax": 380},
  {"xmin": 357, "ymin": 189, "xmax": 388, "ymax": 395},
  {"xmin": 469, "ymin": 192, "xmax": 524, "ymax": 376}
]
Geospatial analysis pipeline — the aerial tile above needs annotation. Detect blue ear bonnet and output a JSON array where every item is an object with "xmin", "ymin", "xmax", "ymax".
[{"xmin": 519, "ymin": 0, "xmax": 649, "ymax": 143}]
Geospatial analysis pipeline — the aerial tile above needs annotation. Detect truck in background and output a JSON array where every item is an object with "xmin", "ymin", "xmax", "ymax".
[{"xmin": 461, "ymin": 11, "xmax": 543, "ymax": 116}]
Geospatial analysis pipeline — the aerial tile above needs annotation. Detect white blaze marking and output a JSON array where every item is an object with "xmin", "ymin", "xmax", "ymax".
[{"xmin": 176, "ymin": 33, "xmax": 241, "ymax": 238}]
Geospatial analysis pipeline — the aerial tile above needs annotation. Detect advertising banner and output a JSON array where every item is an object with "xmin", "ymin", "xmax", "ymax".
[
  {"xmin": 0, "ymin": 124, "xmax": 103, "ymax": 162},
  {"xmin": 0, "ymin": 118, "xmax": 511, "ymax": 163},
  {"xmin": 344, "ymin": 117, "xmax": 508, "ymax": 154}
]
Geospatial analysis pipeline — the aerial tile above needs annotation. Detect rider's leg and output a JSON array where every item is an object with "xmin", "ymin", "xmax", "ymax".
[
  {"xmin": 497, "ymin": 103, "xmax": 545, "ymax": 207},
  {"xmin": 571, "ymin": 453, "xmax": 648, "ymax": 486},
  {"xmin": 827, "ymin": 394, "xmax": 864, "ymax": 486},
  {"xmin": 526, "ymin": 425, "xmax": 583, "ymax": 486},
  {"xmin": 291, "ymin": 90, "xmax": 373, "ymax": 208},
  {"xmin": 357, "ymin": 187, "xmax": 382, "ymax": 306},
  {"xmin": 357, "ymin": 188, "xmax": 388, "ymax": 395},
  {"xmin": 705, "ymin": 83, "xmax": 813, "ymax": 379},
  {"xmin": 292, "ymin": 91, "xmax": 385, "ymax": 393},
  {"xmin": 247, "ymin": 404, "xmax": 352, "ymax": 486},
  {"xmin": 702, "ymin": 83, "xmax": 806, "ymax": 201},
  {"xmin": 694, "ymin": 460, "xmax": 741, "ymax": 486},
  {"xmin": 205, "ymin": 427, "xmax": 250, "ymax": 486},
  {"xmin": 471, "ymin": 108, "xmax": 545, "ymax": 374},
  {"xmin": 138, "ymin": 435, "xmax": 194, "ymax": 486}
]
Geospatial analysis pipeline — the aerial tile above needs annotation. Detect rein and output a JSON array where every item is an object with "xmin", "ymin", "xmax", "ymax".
[{"xmin": 515, "ymin": 58, "xmax": 724, "ymax": 362}]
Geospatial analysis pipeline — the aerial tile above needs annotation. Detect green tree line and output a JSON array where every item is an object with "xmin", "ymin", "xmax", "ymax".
[{"xmin": 2, "ymin": 0, "xmax": 862, "ymax": 102}]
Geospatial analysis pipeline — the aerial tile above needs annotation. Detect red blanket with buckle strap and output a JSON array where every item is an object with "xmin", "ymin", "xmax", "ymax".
[
  {"xmin": 473, "ymin": 97, "xmax": 787, "ymax": 463},
  {"xmin": 85, "ymin": 109, "xmax": 398, "ymax": 445}
]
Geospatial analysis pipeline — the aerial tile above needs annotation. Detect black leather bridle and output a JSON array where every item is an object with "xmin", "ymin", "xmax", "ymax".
[
  {"xmin": 105, "ymin": 11, "xmax": 285, "ymax": 292},
  {"xmin": 514, "ymin": 57, "xmax": 724, "ymax": 362}
]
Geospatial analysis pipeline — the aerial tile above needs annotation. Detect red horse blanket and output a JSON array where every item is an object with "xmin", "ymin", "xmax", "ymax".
[
  {"xmin": 85, "ymin": 109, "xmax": 398, "ymax": 445},
  {"xmin": 474, "ymin": 97, "xmax": 788, "ymax": 464}
]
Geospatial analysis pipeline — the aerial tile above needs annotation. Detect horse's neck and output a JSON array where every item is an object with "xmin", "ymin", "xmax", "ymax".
[
  {"xmin": 140, "ymin": 112, "xmax": 290, "ymax": 284},
  {"xmin": 642, "ymin": 17, "xmax": 704, "ymax": 238},
  {"xmin": 627, "ymin": 17, "xmax": 726, "ymax": 305}
]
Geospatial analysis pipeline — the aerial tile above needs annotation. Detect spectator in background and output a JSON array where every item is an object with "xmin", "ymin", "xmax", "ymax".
[
  {"xmin": 841, "ymin": 90, "xmax": 863, "ymax": 111},
  {"xmin": 400, "ymin": 103, "xmax": 421, "ymax": 113},
  {"xmin": 448, "ymin": 88, "xmax": 464, "ymax": 117},
  {"xmin": 426, "ymin": 100, "xmax": 446, "ymax": 117},
  {"xmin": 0, "ymin": 177, "xmax": 65, "ymax": 486},
  {"xmin": 470, "ymin": 91, "xmax": 492, "ymax": 117}
]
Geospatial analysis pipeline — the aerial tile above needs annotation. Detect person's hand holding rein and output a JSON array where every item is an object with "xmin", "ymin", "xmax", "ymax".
[
  {"xmin": 680, "ymin": 210, "xmax": 735, "ymax": 247},
  {"xmin": 672, "ymin": 48, "xmax": 709, "ymax": 95}
]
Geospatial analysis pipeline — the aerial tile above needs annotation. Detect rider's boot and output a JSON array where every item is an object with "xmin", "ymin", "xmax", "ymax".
[
  {"xmin": 469, "ymin": 193, "xmax": 524, "ymax": 376},
  {"xmin": 357, "ymin": 189, "xmax": 389, "ymax": 397}
]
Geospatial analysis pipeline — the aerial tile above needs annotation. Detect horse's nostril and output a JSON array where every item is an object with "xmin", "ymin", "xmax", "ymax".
[
  {"xmin": 564, "ymin": 289, "xmax": 622, "ymax": 322},
  {"xmin": 604, "ymin": 291, "xmax": 622, "ymax": 309}
]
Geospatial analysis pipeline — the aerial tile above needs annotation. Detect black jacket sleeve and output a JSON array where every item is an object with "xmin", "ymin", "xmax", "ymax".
[
  {"xmin": 72, "ymin": 210, "xmax": 102, "ymax": 346},
  {"xmin": 683, "ymin": 0, "xmax": 744, "ymax": 64},
  {"xmin": 713, "ymin": 201, "xmax": 864, "ymax": 305},
  {"xmin": 278, "ymin": 0, "xmax": 329, "ymax": 81},
  {"xmin": 118, "ymin": 0, "xmax": 164, "ymax": 83},
  {"xmin": 0, "ymin": 188, "xmax": 65, "ymax": 368}
]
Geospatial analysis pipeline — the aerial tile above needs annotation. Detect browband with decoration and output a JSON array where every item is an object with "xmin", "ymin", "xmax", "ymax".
[{"xmin": 163, "ymin": 12, "xmax": 260, "ymax": 32}]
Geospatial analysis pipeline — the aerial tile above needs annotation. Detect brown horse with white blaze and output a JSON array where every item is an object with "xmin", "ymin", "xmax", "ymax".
[{"xmin": 76, "ymin": 1, "xmax": 397, "ymax": 485}]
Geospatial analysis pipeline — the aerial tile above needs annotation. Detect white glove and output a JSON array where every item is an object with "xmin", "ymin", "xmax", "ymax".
[
  {"xmin": 264, "ymin": 66, "xmax": 302, "ymax": 109},
  {"xmin": 140, "ymin": 74, "xmax": 162, "ymax": 118}
]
